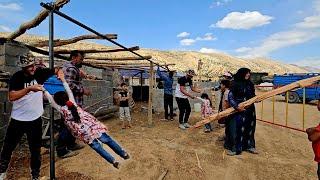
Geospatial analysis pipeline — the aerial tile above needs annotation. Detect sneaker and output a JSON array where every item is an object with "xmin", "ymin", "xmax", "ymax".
[
  {"xmin": 183, "ymin": 123, "xmax": 191, "ymax": 128},
  {"xmin": 113, "ymin": 161, "xmax": 120, "ymax": 169},
  {"xmin": 226, "ymin": 150, "xmax": 236, "ymax": 156},
  {"xmin": 123, "ymin": 153, "xmax": 130, "ymax": 160},
  {"xmin": 0, "ymin": 172, "xmax": 6, "ymax": 180},
  {"xmin": 246, "ymin": 148, "xmax": 259, "ymax": 154},
  {"xmin": 68, "ymin": 143, "xmax": 85, "ymax": 151},
  {"xmin": 179, "ymin": 124, "xmax": 186, "ymax": 130},
  {"xmin": 32, "ymin": 176, "xmax": 39, "ymax": 180},
  {"xmin": 59, "ymin": 150, "xmax": 79, "ymax": 159},
  {"xmin": 204, "ymin": 128, "xmax": 211, "ymax": 133}
]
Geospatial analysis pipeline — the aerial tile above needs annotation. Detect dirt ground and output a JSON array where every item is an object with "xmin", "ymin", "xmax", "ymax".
[{"xmin": 5, "ymin": 94, "xmax": 320, "ymax": 180}]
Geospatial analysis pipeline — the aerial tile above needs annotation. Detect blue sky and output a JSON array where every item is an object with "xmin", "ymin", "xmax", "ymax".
[{"xmin": 0, "ymin": 0, "xmax": 320, "ymax": 67}]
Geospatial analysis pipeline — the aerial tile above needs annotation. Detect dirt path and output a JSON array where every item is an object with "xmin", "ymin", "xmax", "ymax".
[{"xmin": 6, "ymin": 100, "xmax": 319, "ymax": 180}]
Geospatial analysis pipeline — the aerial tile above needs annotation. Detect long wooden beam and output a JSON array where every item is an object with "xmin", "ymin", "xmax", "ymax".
[
  {"xmin": 7, "ymin": 0, "xmax": 70, "ymax": 40},
  {"xmin": 194, "ymin": 75, "xmax": 320, "ymax": 128},
  {"xmin": 84, "ymin": 55, "xmax": 152, "ymax": 61},
  {"xmin": 88, "ymin": 62, "xmax": 175, "ymax": 66},
  {"xmin": 23, "ymin": 43, "xmax": 105, "ymax": 70},
  {"xmin": 30, "ymin": 34, "xmax": 117, "ymax": 47},
  {"xmin": 54, "ymin": 46, "xmax": 139, "ymax": 54}
]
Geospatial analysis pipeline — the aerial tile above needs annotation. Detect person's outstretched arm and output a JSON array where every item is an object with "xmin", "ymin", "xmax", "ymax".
[
  {"xmin": 157, "ymin": 66, "xmax": 169, "ymax": 81},
  {"xmin": 43, "ymin": 89, "xmax": 62, "ymax": 113},
  {"xmin": 58, "ymin": 70, "xmax": 76, "ymax": 104}
]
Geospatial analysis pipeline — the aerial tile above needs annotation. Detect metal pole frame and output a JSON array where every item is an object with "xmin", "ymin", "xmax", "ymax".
[
  {"xmin": 39, "ymin": 2, "xmax": 169, "ymax": 71},
  {"xmin": 48, "ymin": 4, "xmax": 55, "ymax": 180}
]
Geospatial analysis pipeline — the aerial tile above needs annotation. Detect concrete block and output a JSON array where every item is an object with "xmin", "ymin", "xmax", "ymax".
[
  {"xmin": 0, "ymin": 89, "xmax": 8, "ymax": 102},
  {"xmin": 0, "ymin": 114, "xmax": 10, "ymax": 128},
  {"xmin": 0, "ymin": 126, "xmax": 8, "ymax": 143}
]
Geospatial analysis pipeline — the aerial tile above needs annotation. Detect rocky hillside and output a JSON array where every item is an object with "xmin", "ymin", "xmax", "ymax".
[{"xmin": 0, "ymin": 32, "xmax": 308, "ymax": 77}]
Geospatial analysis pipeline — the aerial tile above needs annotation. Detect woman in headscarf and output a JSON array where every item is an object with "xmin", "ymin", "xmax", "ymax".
[{"xmin": 227, "ymin": 68, "xmax": 257, "ymax": 155}]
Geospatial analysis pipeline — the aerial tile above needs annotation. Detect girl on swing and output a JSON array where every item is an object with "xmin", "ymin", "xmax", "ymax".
[{"xmin": 43, "ymin": 69, "xmax": 130, "ymax": 169}]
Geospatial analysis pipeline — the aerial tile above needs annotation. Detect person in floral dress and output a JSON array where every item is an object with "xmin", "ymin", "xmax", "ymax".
[{"xmin": 43, "ymin": 70, "xmax": 130, "ymax": 169}]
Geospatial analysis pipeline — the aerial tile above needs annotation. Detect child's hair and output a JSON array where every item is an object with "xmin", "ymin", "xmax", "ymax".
[
  {"xmin": 120, "ymin": 82, "xmax": 127, "ymax": 87},
  {"xmin": 220, "ymin": 79, "xmax": 230, "ymax": 88},
  {"xmin": 201, "ymin": 93, "xmax": 212, "ymax": 107},
  {"xmin": 54, "ymin": 91, "xmax": 80, "ymax": 123}
]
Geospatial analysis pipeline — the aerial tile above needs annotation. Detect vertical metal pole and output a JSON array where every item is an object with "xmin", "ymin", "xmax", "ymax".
[
  {"xmin": 302, "ymin": 88, "xmax": 305, "ymax": 130},
  {"xmin": 48, "ymin": 8, "xmax": 55, "ymax": 180},
  {"xmin": 285, "ymin": 91, "xmax": 289, "ymax": 126}
]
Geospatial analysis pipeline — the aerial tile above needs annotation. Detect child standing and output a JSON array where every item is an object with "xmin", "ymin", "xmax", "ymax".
[
  {"xmin": 43, "ymin": 70, "xmax": 130, "ymax": 169},
  {"xmin": 306, "ymin": 99, "xmax": 320, "ymax": 179},
  {"xmin": 197, "ymin": 93, "xmax": 214, "ymax": 133},
  {"xmin": 119, "ymin": 83, "xmax": 132, "ymax": 129}
]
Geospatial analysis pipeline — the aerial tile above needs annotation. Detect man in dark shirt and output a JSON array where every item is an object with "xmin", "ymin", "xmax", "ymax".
[{"xmin": 175, "ymin": 69, "xmax": 201, "ymax": 130}]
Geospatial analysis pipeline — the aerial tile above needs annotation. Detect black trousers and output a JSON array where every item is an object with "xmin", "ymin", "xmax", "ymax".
[
  {"xmin": 0, "ymin": 117, "xmax": 42, "ymax": 177},
  {"xmin": 175, "ymin": 97, "xmax": 191, "ymax": 124},
  {"xmin": 164, "ymin": 94, "xmax": 173, "ymax": 119},
  {"xmin": 56, "ymin": 118, "xmax": 76, "ymax": 157}
]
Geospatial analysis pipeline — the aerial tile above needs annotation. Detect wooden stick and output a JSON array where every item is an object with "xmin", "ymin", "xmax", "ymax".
[
  {"xmin": 30, "ymin": 34, "xmax": 117, "ymax": 47},
  {"xmin": 54, "ymin": 46, "xmax": 138, "ymax": 54},
  {"xmin": 7, "ymin": 0, "xmax": 70, "ymax": 40},
  {"xmin": 148, "ymin": 61, "xmax": 154, "ymax": 126},
  {"xmin": 84, "ymin": 55, "xmax": 152, "ymax": 61},
  {"xmin": 194, "ymin": 75, "xmax": 320, "ymax": 128},
  {"xmin": 195, "ymin": 151, "xmax": 204, "ymax": 172},
  {"xmin": 91, "ymin": 63, "xmax": 175, "ymax": 67},
  {"xmin": 157, "ymin": 169, "xmax": 169, "ymax": 180},
  {"xmin": 83, "ymin": 96, "xmax": 112, "ymax": 111}
]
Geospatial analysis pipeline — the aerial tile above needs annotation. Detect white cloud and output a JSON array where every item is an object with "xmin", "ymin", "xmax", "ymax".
[
  {"xmin": 240, "ymin": 30, "xmax": 320, "ymax": 58},
  {"xmin": 195, "ymin": 33, "xmax": 217, "ymax": 41},
  {"xmin": 210, "ymin": 0, "xmax": 232, "ymax": 8},
  {"xmin": 177, "ymin": 32, "xmax": 190, "ymax": 38},
  {"xmin": 0, "ymin": 25, "xmax": 12, "ymax": 32},
  {"xmin": 213, "ymin": 11, "xmax": 273, "ymax": 30},
  {"xmin": 235, "ymin": 47, "xmax": 252, "ymax": 53},
  {"xmin": 199, "ymin": 48, "xmax": 221, "ymax": 54},
  {"xmin": 295, "ymin": 15, "xmax": 320, "ymax": 29},
  {"xmin": 237, "ymin": 0, "xmax": 320, "ymax": 58},
  {"xmin": 0, "ymin": 3, "xmax": 22, "ymax": 11},
  {"xmin": 180, "ymin": 39, "xmax": 196, "ymax": 46}
]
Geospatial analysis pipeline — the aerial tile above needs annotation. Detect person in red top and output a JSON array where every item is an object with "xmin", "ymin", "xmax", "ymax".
[{"xmin": 306, "ymin": 99, "xmax": 320, "ymax": 179}]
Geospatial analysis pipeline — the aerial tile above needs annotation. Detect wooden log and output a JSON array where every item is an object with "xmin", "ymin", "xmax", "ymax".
[
  {"xmin": 84, "ymin": 55, "xmax": 152, "ymax": 61},
  {"xmin": 148, "ymin": 61, "xmax": 154, "ymax": 126},
  {"xmin": 93, "ymin": 106, "xmax": 118, "ymax": 117},
  {"xmin": 97, "ymin": 114, "xmax": 115, "ymax": 121},
  {"xmin": 7, "ymin": 0, "xmax": 70, "ymax": 40},
  {"xmin": 24, "ymin": 43, "xmax": 106, "ymax": 70},
  {"xmin": 30, "ymin": 34, "xmax": 118, "ymax": 47},
  {"xmin": 90, "ymin": 64, "xmax": 176, "ymax": 69},
  {"xmin": 157, "ymin": 170, "xmax": 168, "ymax": 180},
  {"xmin": 54, "ymin": 46, "xmax": 139, "ymax": 54},
  {"xmin": 194, "ymin": 75, "xmax": 320, "ymax": 128}
]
